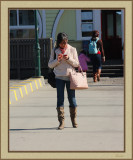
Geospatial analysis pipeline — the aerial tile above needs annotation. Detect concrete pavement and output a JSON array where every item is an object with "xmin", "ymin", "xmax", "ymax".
[{"xmin": 9, "ymin": 77, "xmax": 124, "ymax": 151}]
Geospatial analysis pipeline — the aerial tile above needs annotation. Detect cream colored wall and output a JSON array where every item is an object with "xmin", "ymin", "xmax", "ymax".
[
  {"xmin": 42, "ymin": 10, "xmax": 82, "ymax": 53},
  {"xmin": 56, "ymin": 10, "xmax": 77, "ymax": 41},
  {"xmin": 69, "ymin": 40, "xmax": 83, "ymax": 55},
  {"xmin": 40, "ymin": 10, "xmax": 82, "ymax": 54}
]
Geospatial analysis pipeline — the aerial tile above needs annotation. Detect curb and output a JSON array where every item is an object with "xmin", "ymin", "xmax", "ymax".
[{"xmin": 9, "ymin": 77, "xmax": 45, "ymax": 105}]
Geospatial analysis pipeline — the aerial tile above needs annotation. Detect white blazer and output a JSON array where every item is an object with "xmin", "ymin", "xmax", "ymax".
[{"xmin": 48, "ymin": 44, "xmax": 79, "ymax": 77}]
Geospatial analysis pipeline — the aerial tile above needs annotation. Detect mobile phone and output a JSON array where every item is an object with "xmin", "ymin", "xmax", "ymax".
[
  {"xmin": 63, "ymin": 52, "xmax": 67, "ymax": 56},
  {"xmin": 58, "ymin": 53, "xmax": 62, "ymax": 57}
]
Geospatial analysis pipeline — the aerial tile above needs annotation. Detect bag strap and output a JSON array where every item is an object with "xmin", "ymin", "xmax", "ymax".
[
  {"xmin": 54, "ymin": 48, "xmax": 56, "ymax": 60},
  {"xmin": 49, "ymin": 49, "xmax": 56, "ymax": 71},
  {"xmin": 96, "ymin": 37, "xmax": 99, "ymax": 43},
  {"xmin": 78, "ymin": 65, "xmax": 83, "ymax": 73}
]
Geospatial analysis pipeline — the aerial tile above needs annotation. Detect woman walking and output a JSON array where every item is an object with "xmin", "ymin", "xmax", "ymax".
[
  {"xmin": 48, "ymin": 32, "xmax": 79, "ymax": 130},
  {"xmin": 88, "ymin": 30, "xmax": 105, "ymax": 82}
]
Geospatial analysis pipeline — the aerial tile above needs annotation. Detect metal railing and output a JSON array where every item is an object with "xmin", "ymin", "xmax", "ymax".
[{"xmin": 10, "ymin": 38, "xmax": 53, "ymax": 79}]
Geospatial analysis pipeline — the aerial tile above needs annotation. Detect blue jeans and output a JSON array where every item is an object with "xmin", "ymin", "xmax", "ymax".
[
  {"xmin": 90, "ymin": 54, "xmax": 102, "ymax": 73},
  {"xmin": 56, "ymin": 78, "xmax": 77, "ymax": 108}
]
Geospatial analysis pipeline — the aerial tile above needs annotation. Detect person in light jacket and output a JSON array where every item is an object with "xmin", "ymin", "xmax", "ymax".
[{"xmin": 48, "ymin": 32, "xmax": 79, "ymax": 130}]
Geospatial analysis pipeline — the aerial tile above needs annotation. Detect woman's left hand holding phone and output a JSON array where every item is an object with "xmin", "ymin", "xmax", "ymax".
[
  {"xmin": 63, "ymin": 54, "xmax": 69, "ymax": 60},
  {"xmin": 57, "ymin": 53, "xmax": 63, "ymax": 62}
]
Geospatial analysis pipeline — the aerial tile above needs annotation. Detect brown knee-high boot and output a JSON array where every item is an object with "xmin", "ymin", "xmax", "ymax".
[
  {"xmin": 56, "ymin": 107, "xmax": 65, "ymax": 130},
  {"xmin": 69, "ymin": 107, "xmax": 78, "ymax": 128}
]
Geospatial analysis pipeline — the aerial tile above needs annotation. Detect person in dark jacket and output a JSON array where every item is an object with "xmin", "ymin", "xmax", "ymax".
[{"xmin": 88, "ymin": 30, "xmax": 105, "ymax": 82}]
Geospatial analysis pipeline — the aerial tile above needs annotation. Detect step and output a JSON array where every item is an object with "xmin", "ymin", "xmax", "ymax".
[
  {"xmin": 88, "ymin": 65, "xmax": 124, "ymax": 69},
  {"xmin": 87, "ymin": 73, "xmax": 124, "ymax": 77},
  {"xmin": 87, "ymin": 59, "xmax": 123, "ymax": 65},
  {"xmin": 87, "ymin": 68, "xmax": 123, "ymax": 74}
]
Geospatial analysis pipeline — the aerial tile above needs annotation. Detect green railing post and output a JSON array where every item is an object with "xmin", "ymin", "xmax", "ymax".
[{"xmin": 34, "ymin": 10, "xmax": 41, "ymax": 77}]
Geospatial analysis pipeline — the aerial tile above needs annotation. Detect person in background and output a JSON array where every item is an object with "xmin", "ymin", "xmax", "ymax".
[
  {"xmin": 78, "ymin": 50, "xmax": 90, "ymax": 72},
  {"xmin": 88, "ymin": 30, "xmax": 105, "ymax": 82},
  {"xmin": 48, "ymin": 32, "xmax": 79, "ymax": 130}
]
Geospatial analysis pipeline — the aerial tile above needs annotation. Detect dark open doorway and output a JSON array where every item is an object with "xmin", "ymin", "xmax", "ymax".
[{"xmin": 101, "ymin": 10, "xmax": 122, "ymax": 59}]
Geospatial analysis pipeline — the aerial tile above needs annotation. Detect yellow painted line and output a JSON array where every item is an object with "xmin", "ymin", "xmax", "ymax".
[
  {"xmin": 10, "ymin": 90, "xmax": 18, "ymax": 101},
  {"xmin": 39, "ymin": 79, "xmax": 42, "ymax": 87},
  {"xmin": 31, "ymin": 78, "xmax": 43, "ymax": 87},
  {"xmin": 19, "ymin": 88, "xmax": 23, "ymax": 98},
  {"xmin": 34, "ymin": 80, "xmax": 38, "ymax": 89},
  {"xmin": 21, "ymin": 82, "xmax": 33, "ymax": 92},
  {"xmin": 9, "ymin": 99, "xmax": 11, "ymax": 105},
  {"xmin": 24, "ymin": 79, "xmax": 38, "ymax": 89},
  {"xmin": 21, "ymin": 82, "xmax": 31, "ymax": 83},
  {"xmin": 21, "ymin": 82, "xmax": 34, "ymax": 92},
  {"xmin": 25, "ymin": 79, "xmax": 32, "ymax": 80},
  {"xmin": 10, "ymin": 87, "xmax": 23, "ymax": 98},
  {"xmin": 24, "ymin": 79, "xmax": 36, "ymax": 82},
  {"xmin": 24, "ymin": 86, "xmax": 28, "ymax": 95},
  {"xmin": 13, "ymin": 85, "xmax": 28, "ymax": 95},
  {"xmin": 30, "ymin": 83, "xmax": 33, "ymax": 92}
]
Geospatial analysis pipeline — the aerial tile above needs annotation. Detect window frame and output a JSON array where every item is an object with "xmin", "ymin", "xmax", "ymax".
[
  {"xmin": 76, "ymin": 9, "xmax": 101, "ymax": 40},
  {"xmin": 9, "ymin": 9, "xmax": 42, "ymax": 38}
]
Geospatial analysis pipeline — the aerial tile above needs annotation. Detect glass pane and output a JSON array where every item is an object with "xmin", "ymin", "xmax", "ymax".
[
  {"xmin": 81, "ymin": 11, "xmax": 93, "ymax": 20},
  {"xmin": 116, "ymin": 11, "xmax": 122, "ymax": 38},
  {"xmin": 82, "ymin": 23, "xmax": 93, "ymax": 32},
  {"xmin": 10, "ymin": 10, "xmax": 17, "ymax": 26},
  {"xmin": 107, "ymin": 14, "xmax": 114, "ymax": 37},
  {"xmin": 82, "ymin": 32, "xmax": 92, "ymax": 37},
  {"xmin": 10, "ymin": 29, "xmax": 35, "ymax": 38},
  {"xmin": 19, "ymin": 10, "xmax": 35, "ymax": 25}
]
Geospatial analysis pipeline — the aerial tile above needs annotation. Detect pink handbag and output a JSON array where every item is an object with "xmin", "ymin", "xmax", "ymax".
[{"xmin": 70, "ymin": 66, "xmax": 88, "ymax": 90}]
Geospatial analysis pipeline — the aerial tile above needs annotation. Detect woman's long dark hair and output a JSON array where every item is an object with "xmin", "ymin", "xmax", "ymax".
[{"xmin": 55, "ymin": 32, "xmax": 68, "ymax": 49}]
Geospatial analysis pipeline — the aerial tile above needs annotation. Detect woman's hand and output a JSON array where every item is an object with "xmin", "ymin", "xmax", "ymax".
[
  {"xmin": 57, "ymin": 54, "xmax": 63, "ymax": 62},
  {"xmin": 63, "ymin": 54, "xmax": 69, "ymax": 60},
  {"xmin": 102, "ymin": 56, "xmax": 105, "ymax": 62}
]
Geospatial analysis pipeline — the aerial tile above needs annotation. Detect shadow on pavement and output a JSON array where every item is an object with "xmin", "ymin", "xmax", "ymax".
[{"xmin": 10, "ymin": 128, "xmax": 58, "ymax": 131}]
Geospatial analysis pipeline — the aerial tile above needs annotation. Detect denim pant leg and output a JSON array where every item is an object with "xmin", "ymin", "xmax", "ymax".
[
  {"xmin": 56, "ymin": 79, "xmax": 65, "ymax": 108},
  {"xmin": 66, "ymin": 81, "xmax": 77, "ymax": 108},
  {"xmin": 90, "ymin": 55, "xmax": 97, "ymax": 73},
  {"xmin": 96, "ymin": 54, "xmax": 102, "ymax": 69},
  {"xmin": 93, "ymin": 60, "xmax": 97, "ymax": 73}
]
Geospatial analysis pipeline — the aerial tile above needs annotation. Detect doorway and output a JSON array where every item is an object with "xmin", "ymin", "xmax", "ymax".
[{"xmin": 102, "ymin": 10, "xmax": 122, "ymax": 59}]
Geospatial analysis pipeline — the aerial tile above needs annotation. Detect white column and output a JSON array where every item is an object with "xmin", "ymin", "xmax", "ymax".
[
  {"xmin": 37, "ymin": 11, "xmax": 42, "ymax": 38},
  {"xmin": 93, "ymin": 10, "xmax": 101, "ymax": 39},
  {"xmin": 76, "ymin": 10, "xmax": 81, "ymax": 40},
  {"xmin": 17, "ymin": 10, "xmax": 19, "ymax": 26},
  {"xmin": 121, "ymin": 9, "xmax": 124, "ymax": 60}
]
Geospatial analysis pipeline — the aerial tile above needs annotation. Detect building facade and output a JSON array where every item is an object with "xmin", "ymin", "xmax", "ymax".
[{"xmin": 10, "ymin": 9, "xmax": 124, "ymax": 60}]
